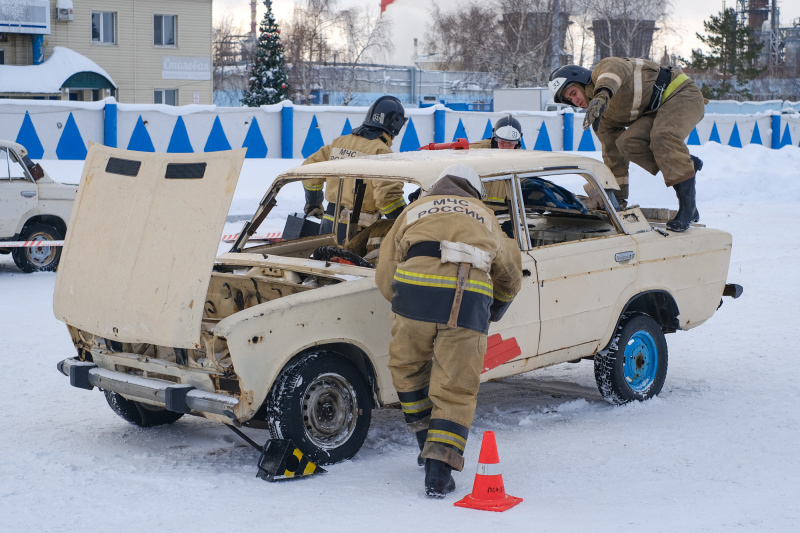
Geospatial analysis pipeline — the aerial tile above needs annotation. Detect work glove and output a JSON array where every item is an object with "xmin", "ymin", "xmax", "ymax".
[
  {"xmin": 304, "ymin": 203, "xmax": 324, "ymax": 218},
  {"xmin": 583, "ymin": 90, "xmax": 611, "ymax": 132}
]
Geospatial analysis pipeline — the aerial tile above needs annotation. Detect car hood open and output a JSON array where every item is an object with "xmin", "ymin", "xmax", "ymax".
[{"xmin": 53, "ymin": 143, "xmax": 245, "ymax": 349}]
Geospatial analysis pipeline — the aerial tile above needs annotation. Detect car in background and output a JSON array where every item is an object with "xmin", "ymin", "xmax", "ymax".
[
  {"xmin": 0, "ymin": 140, "xmax": 77, "ymax": 272},
  {"xmin": 53, "ymin": 145, "xmax": 741, "ymax": 466}
]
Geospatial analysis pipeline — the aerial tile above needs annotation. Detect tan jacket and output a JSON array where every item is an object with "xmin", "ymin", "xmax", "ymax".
[
  {"xmin": 302, "ymin": 133, "xmax": 406, "ymax": 217},
  {"xmin": 468, "ymin": 139, "xmax": 513, "ymax": 210},
  {"xmin": 376, "ymin": 176, "xmax": 522, "ymax": 333},
  {"xmin": 344, "ymin": 218, "xmax": 395, "ymax": 265},
  {"xmin": 587, "ymin": 57, "xmax": 691, "ymax": 128}
]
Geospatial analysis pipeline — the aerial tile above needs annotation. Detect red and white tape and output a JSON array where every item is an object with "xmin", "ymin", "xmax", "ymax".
[
  {"xmin": 220, "ymin": 232, "xmax": 282, "ymax": 243},
  {"xmin": 0, "ymin": 240, "xmax": 64, "ymax": 248}
]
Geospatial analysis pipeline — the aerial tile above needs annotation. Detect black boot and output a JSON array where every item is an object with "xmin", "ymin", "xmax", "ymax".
[
  {"xmin": 424, "ymin": 459, "xmax": 455, "ymax": 498},
  {"xmin": 667, "ymin": 156, "xmax": 702, "ymax": 232},
  {"xmin": 666, "ymin": 177, "xmax": 698, "ymax": 232},
  {"xmin": 415, "ymin": 430, "xmax": 427, "ymax": 467}
]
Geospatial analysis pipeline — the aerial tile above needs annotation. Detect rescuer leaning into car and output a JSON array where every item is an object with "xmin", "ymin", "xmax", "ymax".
[
  {"xmin": 302, "ymin": 96, "xmax": 409, "ymax": 242},
  {"xmin": 376, "ymin": 164, "xmax": 522, "ymax": 498},
  {"xmin": 469, "ymin": 115, "xmax": 524, "ymax": 212},
  {"xmin": 549, "ymin": 59, "xmax": 705, "ymax": 232}
]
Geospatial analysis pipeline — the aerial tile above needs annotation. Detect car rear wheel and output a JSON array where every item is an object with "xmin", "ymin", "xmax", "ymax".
[
  {"xmin": 12, "ymin": 223, "xmax": 62, "ymax": 273},
  {"xmin": 594, "ymin": 313, "xmax": 668, "ymax": 405},
  {"xmin": 104, "ymin": 390, "xmax": 184, "ymax": 427},
  {"xmin": 266, "ymin": 351, "xmax": 372, "ymax": 465}
]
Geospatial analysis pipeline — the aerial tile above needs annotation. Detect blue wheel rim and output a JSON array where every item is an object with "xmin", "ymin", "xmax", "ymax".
[{"xmin": 623, "ymin": 330, "xmax": 659, "ymax": 392}]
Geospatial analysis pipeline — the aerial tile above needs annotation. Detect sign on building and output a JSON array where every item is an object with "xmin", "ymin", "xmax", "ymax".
[{"xmin": 162, "ymin": 56, "xmax": 211, "ymax": 81}]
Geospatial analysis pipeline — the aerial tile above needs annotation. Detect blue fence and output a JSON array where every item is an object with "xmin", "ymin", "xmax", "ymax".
[{"xmin": 1, "ymin": 98, "xmax": 799, "ymax": 160}]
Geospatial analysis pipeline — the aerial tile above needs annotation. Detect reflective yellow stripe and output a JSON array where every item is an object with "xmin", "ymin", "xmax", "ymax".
[
  {"xmin": 303, "ymin": 183, "xmax": 323, "ymax": 191},
  {"xmin": 396, "ymin": 269, "xmax": 493, "ymax": 290},
  {"xmin": 401, "ymin": 398, "xmax": 434, "ymax": 414},
  {"xmin": 494, "ymin": 288, "xmax": 513, "ymax": 302},
  {"xmin": 394, "ymin": 269, "xmax": 494, "ymax": 298},
  {"xmin": 428, "ymin": 429, "xmax": 467, "ymax": 451},
  {"xmin": 485, "ymin": 196, "xmax": 505, "ymax": 203},
  {"xmin": 323, "ymin": 214, "xmax": 335, "ymax": 222},
  {"xmin": 380, "ymin": 197, "xmax": 407, "ymax": 214},
  {"xmin": 662, "ymin": 73, "xmax": 688, "ymax": 102}
]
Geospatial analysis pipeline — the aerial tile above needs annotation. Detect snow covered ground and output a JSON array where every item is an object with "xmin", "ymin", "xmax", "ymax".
[{"xmin": 1, "ymin": 143, "xmax": 798, "ymax": 532}]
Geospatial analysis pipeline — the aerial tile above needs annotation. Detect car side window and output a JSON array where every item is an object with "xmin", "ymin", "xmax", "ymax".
[
  {"xmin": 499, "ymin": 173, "xmax": 619, "ymax": 250},
  {"xmin": 1, "ymin": 148, "xmax": 29, "ymax": 181}
]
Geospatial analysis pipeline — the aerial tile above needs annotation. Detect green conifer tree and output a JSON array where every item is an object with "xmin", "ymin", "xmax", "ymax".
[
  {"xmin": 241, "ymin": 1, "xmax": 290, "ymax": 106},
  {"xmin": 683, "ymin": 8, "xmax": 764, "ymax": 99}
]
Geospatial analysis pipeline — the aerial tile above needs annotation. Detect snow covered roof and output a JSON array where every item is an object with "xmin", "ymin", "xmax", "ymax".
[{"xmin": 0, "ymin": 46, "xmax": 116, "ymax": 94}]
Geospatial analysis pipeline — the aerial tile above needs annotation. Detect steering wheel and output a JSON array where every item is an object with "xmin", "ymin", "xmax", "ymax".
[{"xmin": 312, "ymin": 246, "xmax": 375, "ymax": 269}]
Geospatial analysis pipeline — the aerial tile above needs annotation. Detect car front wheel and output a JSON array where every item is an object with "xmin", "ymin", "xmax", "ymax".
[
  {"xmin": 12, "ymin": 223, "xmax": 63, "ymax": 273},
  {"xmin": 104, "ymin": 390, "xmax": 184, "ymax": 427},
  {"xmin": 266, "ymin": 351, "xmax": 372, "ymax": 465},
  {"xmin": 594, "ymin": 313, "xmax": 668, "ymax": 405}
]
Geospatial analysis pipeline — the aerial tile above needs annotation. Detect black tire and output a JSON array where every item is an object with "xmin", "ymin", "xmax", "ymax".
[
  {"xmin": 266, "ymin": 351, "xmax": 372, "ymax": 465},
  {"xmin": 312, "ymin": 246, "xmax": 375, "ymax": 269},
  {"xmin": 594, "ymin": 313, "xmax": 668, "ymax": 405},
  {"xmin": 12, "ymin": 223, "xmax": 62, "ymax": 273},
  {"xmin": 104, "ymin": 390, "xmax": 184, "ymax": 427}
]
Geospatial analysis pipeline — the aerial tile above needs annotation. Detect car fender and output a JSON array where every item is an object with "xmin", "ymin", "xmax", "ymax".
[{"xmin": 215, "ymin": 276, "xmax": 394, "ymax": 421}]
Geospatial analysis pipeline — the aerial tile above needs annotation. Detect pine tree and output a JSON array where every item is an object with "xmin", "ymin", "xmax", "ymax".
[
  {"xmin": 241, "ymin": 1, "xmax": 290, "ymax": 106},
  {"xmin": 682, "ymin": 8, "xmax": 763, "ymax": 99}
]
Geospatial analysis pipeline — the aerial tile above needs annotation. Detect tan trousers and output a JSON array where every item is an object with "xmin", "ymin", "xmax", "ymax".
[
  {"xmin": 601, "ymin": 83, "xmax": 705, "ymax": 187},
  {"xmin": 388, "ymin": 313, "xmax": 487, "ymax": 469}
]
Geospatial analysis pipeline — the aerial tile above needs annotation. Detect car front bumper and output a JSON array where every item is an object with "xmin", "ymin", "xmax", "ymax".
[{"xmin": 57, "ymin": 357, "xmax": 239, "ymax": 420}]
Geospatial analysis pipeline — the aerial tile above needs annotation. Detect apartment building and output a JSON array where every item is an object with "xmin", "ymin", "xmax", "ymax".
[{"xmin": 0, "ymin": 0, "xmax": 212, "ymax": 104}]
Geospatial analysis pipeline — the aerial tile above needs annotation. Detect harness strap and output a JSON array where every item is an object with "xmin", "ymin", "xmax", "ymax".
[
  {"xmin": 647, "ymin": 67, "xmax": 688, "ymax": 113},
  {"xmin": 406, "ymin": 241, "xmax": 441, "ymax": 260}
]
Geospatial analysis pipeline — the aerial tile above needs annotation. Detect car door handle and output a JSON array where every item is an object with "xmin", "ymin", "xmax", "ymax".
[
  {"xmin": 615, "ymin": 251, "xmax": 635, "ymax": 262},
  {"xmin": 20, "ymin": 190, "xmax": 36, "ymax": 198}
]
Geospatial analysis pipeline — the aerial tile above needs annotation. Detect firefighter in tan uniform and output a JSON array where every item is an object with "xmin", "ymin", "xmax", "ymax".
[
  {"xmin": 549, "ymin": 59, "xmax": 705, "ymax": 231},
  {"xmin": 342, "ymin": 218, "xmax": 395, "ymax": 266},
  {"xmin": 376, "ymin": 164, "xmax": 522, "ymax": 498},
  {"xmin": 303, "ymin": 96, "xmax": 408, "ymax": 242},
  {"xmin": 469, "ymin": 115, "xmax": 524, "ymax": 212}
]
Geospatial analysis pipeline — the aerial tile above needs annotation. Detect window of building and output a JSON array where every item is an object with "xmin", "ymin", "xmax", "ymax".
[
  {"xmin": 154, "ymin": 15, "xmax": 176, "ymax": 46},
  {"xmin": 92, "ymin": 12, "xmax": 116, "ymax": 44},
  {"xmin": 0, "ymin": 49, "xmax": 4, "ymax": 65},
  {"xmin": 154, "ymin": 89, "xmax": 177, "ymax": 106}
]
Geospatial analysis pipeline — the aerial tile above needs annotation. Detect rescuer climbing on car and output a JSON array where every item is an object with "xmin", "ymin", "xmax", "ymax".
[
  {"xmin": 375, "ymin": 164, "xmax": 522, "ymax": 498},
  {"xmin": 302, "ymin": 96, "xmax": 409, "ymax": 241},
  {"xmin": 549, "ymin": 58, "xmax": 705, "ymax": 231}
]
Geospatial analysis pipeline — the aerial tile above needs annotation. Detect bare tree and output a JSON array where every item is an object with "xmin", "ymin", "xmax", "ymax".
[
  {"xmin": 213, "ymin": 16, "xmax": 252, "ymax": 104},
  {"xmin": 283, "ymin": 0, "xmax": 341, "ymax": 103},
  {"xmin": 425, "ymin": 0, "xmax": 566, "ymax": 87},
  {"xmin": 331, "ymin": 6, "xmax": 394, "ymax": 105},
  {"xmin": 571, "ymin": 0, "xmax": 670, "ymax": 64}
]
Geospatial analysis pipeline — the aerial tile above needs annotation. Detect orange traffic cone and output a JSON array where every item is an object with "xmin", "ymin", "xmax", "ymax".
[{"xmin": 454, "ymin": 431, "xmax": 522, "ymax": 512}]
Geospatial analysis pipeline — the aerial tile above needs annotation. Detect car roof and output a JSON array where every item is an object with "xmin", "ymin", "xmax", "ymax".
[
  {"xmin": 1, "ymin": 140, "xmax": 28, "ymax": 157},
  {"xmin": 278, "ymin": 149, "xmax": 619, "ymax": 190}
]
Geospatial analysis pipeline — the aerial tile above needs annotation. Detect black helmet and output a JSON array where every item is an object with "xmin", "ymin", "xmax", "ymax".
[
  {"xmin": 492, "ymin": 115, "xmax": 523, "ymax": 145},
  {"xmin": 548, "ymin": 65, "xmax": 592, "ymax": 104},
  {"xmin": 362, "ymin": 96, "xmax": 407, "ymax": 137}
]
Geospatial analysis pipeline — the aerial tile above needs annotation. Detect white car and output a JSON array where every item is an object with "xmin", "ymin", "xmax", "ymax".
[
  {"xmin": 54, "ymin": 144, "xmax": 741, "ymax": 465},
  {"xmin": 0, "ymin": 140, "xmax": 76, "ymax": 272}
]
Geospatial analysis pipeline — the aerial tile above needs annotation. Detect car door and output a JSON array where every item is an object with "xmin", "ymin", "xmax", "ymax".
[
  {"xmin": 532, "ymin": 228, "xmax": 637, "ymax": 358},
  {"xmin": 0, "ymin": 147, "xmax": 37, "ymax": 238}
]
